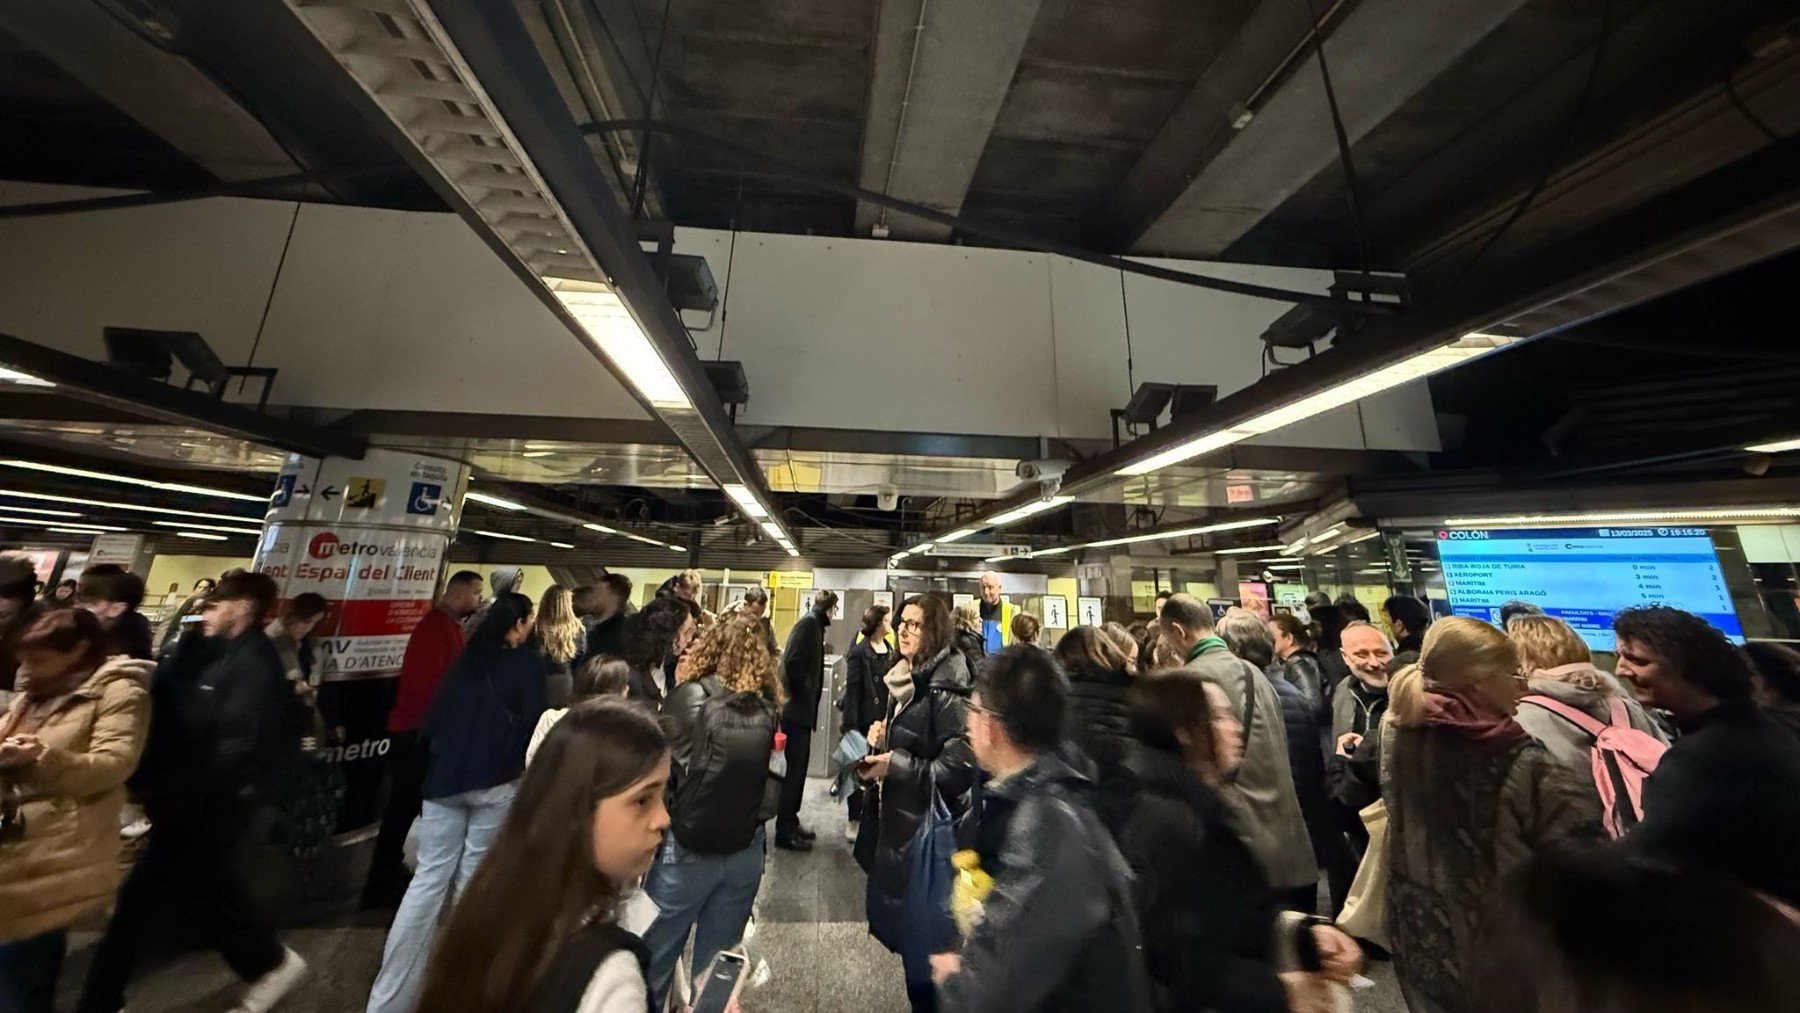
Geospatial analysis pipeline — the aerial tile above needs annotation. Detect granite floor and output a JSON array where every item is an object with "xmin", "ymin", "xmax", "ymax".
[{"xmin": 48, "ymin": 779, "xmax": 1404, "ymax": 1012}]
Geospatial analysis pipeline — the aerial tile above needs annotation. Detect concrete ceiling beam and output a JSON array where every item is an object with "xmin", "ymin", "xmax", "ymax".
[
  {"xmin": 854, "ymin": 0, "xmax": 1044, "ymax": 240},
  {"xmin": 0, "ymin": 0, "xmax": 298, "ymax": 181},
  {"xmin": 1121, "ymin": 0, "xmax": 1535, "ymax": 258}
]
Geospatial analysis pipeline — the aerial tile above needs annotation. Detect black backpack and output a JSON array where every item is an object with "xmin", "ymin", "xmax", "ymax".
[{"xmin": 671, "ymin": 679, "xmax": 779, "ymax": 854}]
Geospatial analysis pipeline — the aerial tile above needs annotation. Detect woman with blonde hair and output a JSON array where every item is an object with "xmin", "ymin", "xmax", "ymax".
[
  {"xmin": 1383, "ymin": 616, "xmax": 1600, "ymax": 1013},
  {"xmin": 952, "ymin": 599, "xmax": 986, "ymax": 673},
  {"xmin": 638, "ymin": 613, "xmax": 783, "ymax": 1008},
  {"xmin": 532, "ymin": 585, "xmax": 586, "ymax": 708},
  {"xmin": 1507, "ymin": 615, "xmax": 1666, "ymax": 772}
]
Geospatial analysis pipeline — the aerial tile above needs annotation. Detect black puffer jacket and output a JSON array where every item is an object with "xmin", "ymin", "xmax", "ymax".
[
  {"xmin": 1064, "ymin": 661, "xmax": 1139, "ymax": 832},
  {"xmin": 1277, "ymin": 648, "xmax": 1325, "ymax": 712},
  {"xmin": 840, "ymin": 637, "xmax": 893, "ymax": 737},
  {"xmin": 867, "ymin": 648, "xmax": 977, "ymax": 911},
  {"xmin": 939, "ymin": 752, "xmax": 1151, "ymax": 1013},
  {"xmin": 953, "ymin": 627, "xmax": 986, "ymax": 677}
]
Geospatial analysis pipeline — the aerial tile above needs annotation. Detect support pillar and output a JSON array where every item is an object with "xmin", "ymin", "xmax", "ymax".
[{"xmin": 254, "ymin": 449, "xmax": 468, "ymax": 828}]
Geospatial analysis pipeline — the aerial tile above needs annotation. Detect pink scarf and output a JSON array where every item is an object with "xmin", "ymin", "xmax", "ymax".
[{"xmin": 1420, "ymin": 684, "xmax": 1528, "ymax": 749}]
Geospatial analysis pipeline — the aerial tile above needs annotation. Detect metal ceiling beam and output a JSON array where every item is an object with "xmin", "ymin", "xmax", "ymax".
[
  {"xmin": 852, "ymin": 0, "xmax": 1044, "ymax": 240},
  {"xmin": 0, "ymin": 0, "xmax": 298, "ymax": 181},
  {"xmin": 0, "ymin": 330, "xmax": 365, "ymax": 459},
  {"xmin": 1126, "ymin": 0, "xmax": 1534, "ymax": 256},
  {"xmin": 931, "ymin": 124, "xmax": 1800, "ymax": 540}
]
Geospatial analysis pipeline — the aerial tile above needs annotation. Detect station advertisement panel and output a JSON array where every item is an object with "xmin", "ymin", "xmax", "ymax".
[{"xmin": 1437, "ymin": 526, "xmax": 1743, "ymax": 650}]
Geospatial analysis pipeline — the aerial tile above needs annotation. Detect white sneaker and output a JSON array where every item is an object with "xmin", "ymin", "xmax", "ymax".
[
  {"xmin": 845, "ymin": 820, "xmax": 859, "ymax": 843},
  {"xmin": 120, "ymin": 817, "xmax": 152, "ymax": 841},
  {"xmin": 232, "ymin": 947, "xmax": 307, "ymax": 1013}
]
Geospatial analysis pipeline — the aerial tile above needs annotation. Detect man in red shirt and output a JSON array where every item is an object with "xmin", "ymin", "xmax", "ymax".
[{"xmin": 363, "ymin": 570, "xmax": 483, "ymax": 907}]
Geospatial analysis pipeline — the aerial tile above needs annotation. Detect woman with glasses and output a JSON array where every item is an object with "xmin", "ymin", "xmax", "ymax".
[
  {"xmin": 860, "ymin": 595, "xmax": 977, "ymax": 1013},
  {"xmin": 1383, "ymin": 617, "xmax": 1601, "ymax": 1013}
]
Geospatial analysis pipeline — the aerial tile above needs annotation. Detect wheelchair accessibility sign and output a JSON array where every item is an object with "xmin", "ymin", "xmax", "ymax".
[{"xmin": 407, "ymin": 482, "xmax": 443, "ymax": 516}]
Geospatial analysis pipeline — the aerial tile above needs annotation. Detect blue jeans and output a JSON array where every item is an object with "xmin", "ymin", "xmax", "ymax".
[
  {"xmin": 0, "ymin": 930, "xmax": 65, "ymax": 1013},
  {"xmin": 641, "ymin": 826, "xmax": 766, "ymax": 1009},
  {"xmin": 365, "ymin": 781, "xmax": 516, "ymax": 1013}
]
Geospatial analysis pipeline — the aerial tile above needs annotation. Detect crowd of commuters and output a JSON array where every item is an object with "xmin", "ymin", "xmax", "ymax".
[{"xmin": 7, "ymin": 549, "xmax": 1800, "ymax": 1013}]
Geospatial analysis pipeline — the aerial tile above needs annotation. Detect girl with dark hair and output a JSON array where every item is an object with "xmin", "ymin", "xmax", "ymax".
[
  {"xmin": 414, "ymin": 702, "xmax": 671, "ymax": 1013},
  {"xmin": 620, "ymin": 596, "xmax": 699, "ymax": 711},
  {"xmin": 1117, "ymin": 669, "xmax": 1360, "ymax": 1012},
  {"xmin": 1383, "ymin": 595, "xmax": 1432, "ymax": 659},
  {"xmin": 1268, "ymin": 612, "xmax": 1324, "ymax": 710},
  {"xmin": 841, "ymin": 604, "xmax": 894, "ymax": 838},
  {"xmin": 0, "ymin": 610, "xmax": 153, "ymax": 1011},
  {"xmin": 527, "ymin": 657, "xmax": 634, "ymax": 767},
  {"xmin": 367, "ymin": 592, "xmax": 546, "ymax": 1013},
  {"xmin": 1309, "ymin": 605, "xmax": 1351, "ymax": 701},
  {"xmin": 1056, "ymin": 624, "xmax": 1139, "ymax": 832},
  {"xmin": 861, "ymin": 594, "xmax": 978, "ymax": 1012}
]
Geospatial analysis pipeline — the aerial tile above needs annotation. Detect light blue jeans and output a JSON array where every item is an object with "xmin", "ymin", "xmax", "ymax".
[
  {"xmin": 641, "ymin": 826, "xmax": 767, "ymax": 1009},
  {"xmin": 365, "ymin": 781, "xmax": 516, "ymax": 1013}
]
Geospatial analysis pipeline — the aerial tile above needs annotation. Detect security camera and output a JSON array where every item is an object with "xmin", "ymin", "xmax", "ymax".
[
  {"xmin": 1015, "ymin": 459, "xmax": 1072, "ymax": 482},
  {"xmin": 877, "ymin": 485, "xmax": 899, "ymax": 512}
]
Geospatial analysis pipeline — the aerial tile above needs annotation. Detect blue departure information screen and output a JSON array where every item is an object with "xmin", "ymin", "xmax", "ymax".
[{"xmin": 1436, "ymin": 526, "xmax": 1744, "ymax": 650}]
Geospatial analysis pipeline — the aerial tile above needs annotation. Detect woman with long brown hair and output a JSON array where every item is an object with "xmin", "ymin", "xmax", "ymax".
[
  {"xmin": 639, "ymin": 614, "xmax": 784, "ymax": 1009},
  {"xmin": 413, "ymin": 701, "xmax": 670, "ymax": 1013},
  {"xmin": 860, "ymin": 594, "xmax": 978, "ymax": 1012}
]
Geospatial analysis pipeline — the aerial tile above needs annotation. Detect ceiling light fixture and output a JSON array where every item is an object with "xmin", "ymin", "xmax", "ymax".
[
  {"xmin": 471, "ymin": 529, "xmax": 536, "ymax": 543},
  {"xmin": 937, "ymin": 528, "xmax": 977, "ymax": 544},
  {"xmin": 1084, "ymin": 516, "xmax": 1280, "ymax": 550},
  {"xmin": 0, "ymin": 490, "xmax": 261, "ymax": 524},
  {"xmin": 0, "ymin": 367, "xmax": 53, "ymax": 387},
  {"xmin": 174, "ymin": 531, "xmax": 228, "ymax": 541},
  {"xmin": 1119, "ymin": 332, "xmax": 1519, "ymax": 476},
  {"xmin": 545, "ymin": 279, "xmax": 692, "ymax": 410},
  {"xmin": 1444, "ymin": 506, "xmax": 1800, "ymax": 527},
  {"xmin": 1214, "ymin": 543, "xmax": 1295, "ymax": 555},
  {"xmin": 44, "ymin": 522, "xmax": 129, "ymax": 533},
  {"xmin": 465, "ymin": 491, "xmax": 529, "ymax": 512},
  {"xmin": 151, "ymin": 520, "xmax": 262, "ymax": 536},
  {"xmin": 0, "ymin": 505, "xmax": 80, "ymax": 518},
  {"xmin": 759, "ymin": 520, "xmax": 785, "ymax": 539},
  {"xmin": 582, "ymin": 522, "xmax": 618, "ymax": 534},
  {"xmin": 1745, "ymin": 436, "xmax": 1800, "ymax": 454},
  {"xmin": 550, "ymin": 541, "xmax": 575, "ymax": 549},
  {"xmin": 988, "ymin": 496, "xmax": 1074, "ymax": 527},
  {"xmin": 724, "ymin": 484, "xmax": 770, "ymax": 520},
  {"xmin": 0, "ymin": 459, "xmax": 267, "ymax": 503}
]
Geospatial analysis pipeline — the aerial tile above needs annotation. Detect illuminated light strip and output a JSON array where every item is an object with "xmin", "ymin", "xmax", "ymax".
[
  {"xmin": 0, "ymin": 490, "xmax": 261, "ymax": 523},
  {"xmin": 0, "ymin": 367, "xmax": 53, "ymax": 387},
  {"xmin": 1746, "ymin": 437, "xmax": 1800, "ymax": 454},
  {"xmin": 724, "ymin": 484, "xmax": 770, "ymax": 520},
  {"xmin": 0, "ymin": 515, "xmax": 94, "ymax": 528},
  {"xmin": 0, "ymin": 459, "xmax": 267, "ymax": 503},
  {"xmin": 1083, "ymin": 516, "xmax": 1280, "ymax": 550},
  {"xmin": 45, "ymin": 523, "xmax": 129, "ymax": 533},
  {"xmin": 0, "ymin": 505, "xmax": 80, "ymax": 518},
  {"xmin": 549, "ymin": 541, "xmax": 575, "ymax": 549},
  {"xmin": 1444, "ymin": 506, "xmax": 1800, "ymax": 527},
  {"xmin": 989, "ymin": 497, "xmax": 1073, "ymax": 526},
  {"xmin": 1213, "ymin": 543, "xmax": 1295, "ymax": 555},
  {"xmin": 546, "ymin": 280, "xmax": 692, "ymax": 410},
  {"xmin": 1119, "ymin": 332, "xmax": 1520, "ymax": 476},
  {"xmin": 582, "ymin": 522, "xmax": 619, "ymax": 534},
  {"xmin": 472, "ymin": 529, "xmax": 537, "ymax": 543},
  {"xmin": 466, "ymin": 491, "xmax": 528, "ymax": 512},
  {"xmin": 151, "ymin": 520, "xmax": 263, "ymax": 536},
  {"xmin": 760, "ymin": 520, "xmax": 785, "ymax": 539},
  {"xmin": 175, "ymin": 531, "xmax": 228, "ymax": 541},
  {"xmin": 937, "ymin": 528, "xmax": 977, "ymax": 544}
]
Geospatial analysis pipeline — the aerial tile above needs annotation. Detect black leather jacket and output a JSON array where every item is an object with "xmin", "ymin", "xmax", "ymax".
[
  {"xmin": 939, "ymin": 752, "xmax": 1151, "ymax": 1013},
  {"xmin": 869, "ymin": 648, "xmax": 977, "ymax": 902}
]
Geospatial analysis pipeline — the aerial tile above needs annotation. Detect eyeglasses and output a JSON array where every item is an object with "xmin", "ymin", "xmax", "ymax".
[{"xmin": 897, "ymin": 619, "xmax": 923, "ymax": 633}]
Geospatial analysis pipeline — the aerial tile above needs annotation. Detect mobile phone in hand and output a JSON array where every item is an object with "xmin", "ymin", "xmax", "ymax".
[{"xmin": 691, "ymin": 950, "xmax": 747, "ymax": 1013}]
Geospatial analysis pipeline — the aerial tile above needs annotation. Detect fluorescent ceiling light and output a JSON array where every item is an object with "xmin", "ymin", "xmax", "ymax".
[
  {"xmin": 0, "ymin": 505, "xmax": 80, "ymax": 518},
  {"xmin": 546, "ymin": 279, "xmax": 693, "ymax": 410},
  {"xmin": 937, "ymin": 528, "xmax": 977, "ymax": 544},
  {"xmin": 465, "ymin": 491, "xmax": 528, "ymax": 512},
  {"xmin": 989, "ymin": 496, "xmax": 1073, "ymax": 527},
  {"xmin": 760, "ymin": 520, "xmax": 785, "ymax": 539},
  {"xmin": 669, "ymin": 544, "xmax": 686, "ymax": 552},
  {"xmin": 0, "ymin": 459, "xmax": 267, "ymax": 503},
  {"xmin": 472, "ymin": 529, "xmax": 536, "ymax": 543},
  {"xmin": 1119, "ymin": 332, "xmax": 1519, "ymax": 476},
  {"xmin": 1746, "ymin": 437, "xmax": 1800, "ymax": 454},
  {"xmin": 1308, "ymin": 525, "xmax": 1346, "ymax": 544},
  {"xmin": 174, "ymin": 531, "xmax": 228, "ymax": 541},
  {"xmin": 1033, "ymin": 546, "xmax": 1071, "ymax": 557},
  {"xmin": 0, "ymin": 515, "xmax": 107, "ymax": 528},
  {"xmin": 550, "ymin": 541, "xmax": 575, "ymax": 549},
  {"xmin": 1444, "ymin": 506, "xmax": 1800, "ymax": 527},
  {"xmin": 1214, "ymin": 543, "xmax": 1294, "ymax": 555},
  {"xmin": 45, "ymin": 522, "xmax": 129, "ymax": 533},
  {"xmin": 785, "ymin": 546, "xmax": 800, "ymax": 556},
  {"xmin": 0, "ymin": 490, "xmax": 260, "ymax": 524},
  {"xmin": 151, "ymin": 520, "xmax": 262, "ymax": 536},
  {"xmin": 582, "ymin": 522, "xmax": 618, "ymax": 534},
  {"xmin": 1261, "ymin": 563, "xmax": 1306, "ymax": 570},
  {"xmin": 522, "ymin": 450, "xmax": 556, "ymax": 459},
  {"xmin": 1084, "ymin": 516, "xmax": 1280, "ymax": 550},
  {"xmin": 913, "ymin": 542, "xmax": 936, "ymax": 555},
  {"xmin": 724, "ymin": 484, "xmax": 770, "ymax": 520},
  {"xmin": 0, "ymin": 367, "xmax": 52, "ymax": 387}
]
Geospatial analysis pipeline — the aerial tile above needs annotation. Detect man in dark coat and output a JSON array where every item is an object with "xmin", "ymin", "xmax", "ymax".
[{"xmin": 776, "ymin": 590, "xmax": 837, "ymax": 850}]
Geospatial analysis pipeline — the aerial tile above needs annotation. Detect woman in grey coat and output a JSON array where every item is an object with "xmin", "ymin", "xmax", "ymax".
[{"xmin": 1507, "ymin": 615, "xmax": 1668, "ymax": 770}]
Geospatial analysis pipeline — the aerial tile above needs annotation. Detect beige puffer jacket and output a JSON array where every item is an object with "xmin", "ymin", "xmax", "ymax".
[{"xmin": 0, "ymin": 655, "xmax": 153, "ymax": 943}]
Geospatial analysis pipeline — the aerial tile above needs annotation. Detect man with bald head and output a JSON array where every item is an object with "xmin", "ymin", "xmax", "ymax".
[{"xmin": 977, "ymin": 570, "xmax": 1018, "ymax": 654}]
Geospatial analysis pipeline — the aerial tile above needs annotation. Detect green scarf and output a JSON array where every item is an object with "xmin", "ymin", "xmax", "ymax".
[{"xmin": 1185, "ymin": 635, "xmax": 1228, "ymax": 663}]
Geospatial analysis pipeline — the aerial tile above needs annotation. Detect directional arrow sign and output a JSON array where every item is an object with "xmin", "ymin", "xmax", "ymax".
[
  {"xmin": 295, "ymin": 485, "xmax": 311, "ymax": 496},
  {"xmin": 319, "ymin": 485, "xmax": 340, "ymax": 501}
]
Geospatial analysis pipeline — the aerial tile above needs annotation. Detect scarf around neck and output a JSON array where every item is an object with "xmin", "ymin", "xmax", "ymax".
[
  {"xmin": 1420, "ymin": 683, "xmax": 1528, "ymax": 748},
  {"xmin": 885, "ymin": 658, "xmax": 917, "ymax": 712}
]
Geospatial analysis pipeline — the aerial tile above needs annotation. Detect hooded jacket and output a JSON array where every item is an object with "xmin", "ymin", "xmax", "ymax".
[
  {"xmin": 1513, "ymin": 666, "xmax": 1668, "ymax": 768},
  {"xmin": 0, "ymin": 656, "xmax": 153, "ymax": 943},
  {"xmin": 939, "ymin": 751, "xmax": 1150, "ymax": 1013},
  {"xmin": 867, "ymin": 647, "xmax": 978, "ymax": 914}
]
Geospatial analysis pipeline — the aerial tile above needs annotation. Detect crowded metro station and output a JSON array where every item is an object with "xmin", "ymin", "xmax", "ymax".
[{"xmin": 3, "ymin": 1, "xmax": 1800, "ymax": 1011}]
